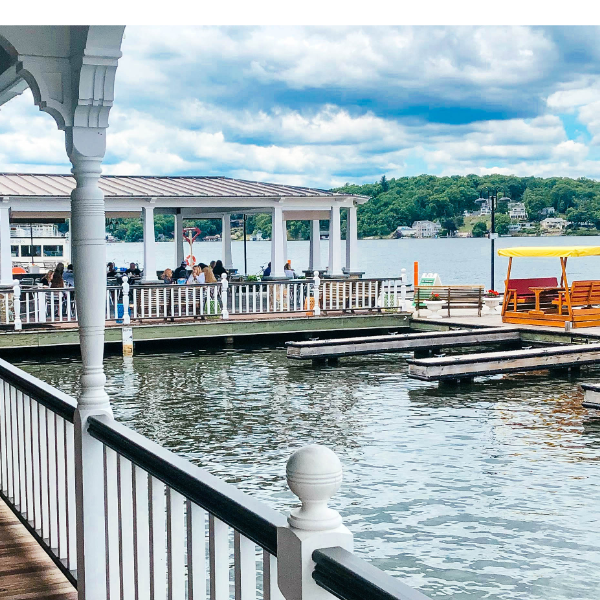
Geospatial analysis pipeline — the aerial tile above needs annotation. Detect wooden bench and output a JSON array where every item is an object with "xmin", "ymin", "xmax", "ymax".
[
  {"xmin": 503, "ymin": 277, "xmax": 559, "ymax": 313},
  {"xmin": 554, "ymin": 280, "xmax": 600, "ymax": 315},
  {"xmin": 415, "ymin": 285, "xmax": 484, "ymax": 317}
]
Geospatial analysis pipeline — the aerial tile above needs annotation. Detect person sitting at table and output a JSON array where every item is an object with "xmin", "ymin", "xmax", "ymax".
[
  {"xmin": 172, "ymin": 261, "xmax": 187, "ymax": 281},
  {"xmin": 187, "ymin": 265, "xmax": 205, "ymax": 284},
  {"xmin": 162, "ymin": 268, "xmax": 174, "ymax": 284},
  {"xmin": 107, "ymin": 262, "xmax": 117, "ymax": 277},
  {"xmin": 50, "ymin": 263, "xmax": 65, "ymax": 288},
  {"xmin": 263, "ymin": 262, "xmax": 271, "ymax": 277},
  {"xmin": 202, "ymin": 264, "xmax": 217, "ymax": 283},
  {"xmin": 212, "ymin": 260, "xmax": 227, "ymax": 278},
  {"xmin": 40, "ymin": 269, "xmax": 54, "ymax": 287},
  {"xmin": 126, "ymin": 262, "xmax": 141, "ymax": 278},
  {"xmin": 63, "ymin": 264, "xmax": 74, "ymax": 286},
  {"xmin": 284, "ymin": 261, "xmax": 296, "ymax": 278}
]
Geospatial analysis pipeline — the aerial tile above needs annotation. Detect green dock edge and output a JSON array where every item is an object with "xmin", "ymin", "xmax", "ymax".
[{"xmin": 0, "ymin": 313, "xmax": 411, "ymax": 351}]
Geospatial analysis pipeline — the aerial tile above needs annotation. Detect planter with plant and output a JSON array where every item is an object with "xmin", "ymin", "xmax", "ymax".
[{"xmin": 424, "ymin": 292, "xmax": 444, "ymax": 319}]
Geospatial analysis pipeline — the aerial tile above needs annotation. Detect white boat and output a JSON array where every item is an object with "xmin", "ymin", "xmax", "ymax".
[{"xmin": 10, "ymin": 224, "xmax": 71, "ymax": 272}]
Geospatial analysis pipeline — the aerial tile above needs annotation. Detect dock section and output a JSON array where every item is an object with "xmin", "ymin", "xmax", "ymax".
[
  {"xmin": 581, "ymin": 382, "xmax": 600, "ymax": 409},
  {"xmin": 286, "ymin": 327, "xmax": 521, "ymax": 361},
  {"xmin": 407, "ymin": 343, "xmax": 600, "ymax": 383}
]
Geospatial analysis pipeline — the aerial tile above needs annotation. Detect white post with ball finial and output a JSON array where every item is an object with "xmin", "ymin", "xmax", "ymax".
[
  {"xmin": 220, "ymin": 273, "xmax": 229, "ymax": 319},
  {"xmin": 312, "ymin": 272, "xmax": 321, "ymax": 317},
  {"xmin": 277, "ymin": 445, "xmax": 353, "ymax": 600}
]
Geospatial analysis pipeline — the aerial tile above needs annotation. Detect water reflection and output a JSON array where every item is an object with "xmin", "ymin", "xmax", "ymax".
[{"xmin": 15, "ymin": 349, "xmax": 600, "ymax": 600}]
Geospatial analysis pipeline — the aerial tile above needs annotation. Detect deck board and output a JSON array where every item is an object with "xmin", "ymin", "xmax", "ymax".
[{"xmin": 0, "ymin": 499, "xmax": 77, "ymax": 600}]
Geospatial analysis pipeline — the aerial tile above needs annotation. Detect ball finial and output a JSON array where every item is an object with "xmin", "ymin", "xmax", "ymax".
[{"xmin": 286, "ymin": 445, "xmax": 343, "ymax": 531}]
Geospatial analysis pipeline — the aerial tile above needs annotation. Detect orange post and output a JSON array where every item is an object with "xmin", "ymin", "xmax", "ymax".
[{"xmin": 413, "ymin": 261, "xmax": 419, "ymax": 287}]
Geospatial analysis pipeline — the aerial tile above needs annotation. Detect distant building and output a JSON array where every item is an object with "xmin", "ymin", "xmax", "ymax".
[
  {"xmin": 411, "ymin": 220, "xmax": 442, "ymax": 238},
  {"xmin": 540, "ymin": 207, "xmax": 556, "ymax": 217},
  {"xmin": 204, "ymin": 234, "xmax": 221, "ymax": 242},
  {"xmin": 478, "ymin": 199, "xmax": 491, "ymax": 216},
  {"xmin": 541, "ymin": 217, "xmax": 568, "ymax": 231},
  {"xmin": 508, "ymin": 223, "xmax": 521, "ymax": 233},
  {"xmin": 395, "ymin": 226, "xmax": 417, "ymax": 238},
  {"xmin": 509, "ymin": 202, "xmax": 528, "ymax": 220}
]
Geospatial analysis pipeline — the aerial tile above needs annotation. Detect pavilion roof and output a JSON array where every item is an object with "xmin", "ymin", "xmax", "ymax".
[{"xmin": 0, "ymin": 173, "xmax": 366, "ymax": 200}]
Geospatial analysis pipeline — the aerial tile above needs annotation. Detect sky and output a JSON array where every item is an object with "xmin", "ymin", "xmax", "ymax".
[{"xmin": 2, "ymin": 25, "xmax": 600, "ymax": 189}]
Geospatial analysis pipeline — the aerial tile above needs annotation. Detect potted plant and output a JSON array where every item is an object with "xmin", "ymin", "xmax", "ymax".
[
  {"xmin": 424, "ymin": 292, "xmax": 444, "ymax": 319},
  {"xmin": 483, "ymin": 289, "xmax": 501, "ymax": 313}
]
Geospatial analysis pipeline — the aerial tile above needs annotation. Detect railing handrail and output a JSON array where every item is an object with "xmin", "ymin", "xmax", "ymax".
[
  {"xmin": 87, "ymin": 414, "xmax": 287, "ymax": 555},
  {"xmin": 0, "ymin": 356, "xmax": 77, "ymax": 422},
  {"xmin": 312, "ymin": 546, "xmax": 432, "ymax": 600}
]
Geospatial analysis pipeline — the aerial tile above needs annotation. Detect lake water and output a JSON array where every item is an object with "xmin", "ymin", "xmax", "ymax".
[
  {"xmin": 16, "ymin": 347, "xmax": 600, "ymax": 600},
  {"xmin": 108, "ymin": 235, "xmax": 600, "ymax": 291}
]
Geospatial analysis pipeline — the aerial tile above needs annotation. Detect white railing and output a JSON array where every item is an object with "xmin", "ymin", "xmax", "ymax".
[
  {"xmin": 2, "ymin": 272, "xmax": 410, "ymax": 329},
  {"xmin": 0, "ymin": 358, "xmax": 430, "ymax": 600}
]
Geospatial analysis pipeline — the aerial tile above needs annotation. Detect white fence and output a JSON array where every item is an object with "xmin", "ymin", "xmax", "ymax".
[
  {"xmin": 0, "ymin": 358, "xmax": 430, "ymax": 600},
  {"xmin": 0, "ymin": 272, "xmax": 409, "ymax": 329}
]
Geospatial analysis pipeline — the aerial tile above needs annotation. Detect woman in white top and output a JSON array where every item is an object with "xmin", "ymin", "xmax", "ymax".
[{"xmin": 187, "ymin": 265, "xmax": 205, "ymax": 284}]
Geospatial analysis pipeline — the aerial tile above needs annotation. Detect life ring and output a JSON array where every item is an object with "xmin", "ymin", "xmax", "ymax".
[{"xmin": 185, "ymin": 255, "xmax": 196, "ymax": 266}]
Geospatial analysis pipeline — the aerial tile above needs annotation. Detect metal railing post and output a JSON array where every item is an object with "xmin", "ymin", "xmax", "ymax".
[
  {"xmin": 221, "ymin": 273, "xmax": 229, "ymax": 320},
  {"xmin": 13, "ymin": 280, "xmax": 22, "ymax": 330},
  {"xmin": 313, "ymin": 272, "xmax": 321, "ymax": 317},
  {"xmin": 277, "ymin": 445, "xmax": 353, "ymax": 600}
]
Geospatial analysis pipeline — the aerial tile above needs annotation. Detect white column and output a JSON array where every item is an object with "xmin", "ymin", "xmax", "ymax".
[
  {"xmin": 283, "ymin": 218, "xmax": 288, "ymax": 265},
  {"xmin": 222, "ymin": 214, "xmax": 233, "ymax": 269},
  {"xmin": 142, "ymin": 205, "xmax": 158, "ymax": 282},
  {"xmin": 328, "ymin": 204, "xmax": 343, "ymax": 277},
  {"xmin": 175, "ymin": 211, "xmax": 184, "ymax": 266},
  {"xmin": 309, "ymin": 219, "xmax": 321, "ymax": 272},
  {"xmin": 345, "ymin": 205, "xmax": 358, "ymax": 273},
  {"xmin": 0, "ymin": 205, "xmax": 13, "ymax": 285},
  {"xmin": 67, "ymin": 126, "xmax": 113, "ymax": 600},
  {"xmin": 270, "ymin": 206, "xmax": 285, "ymax": 277}
]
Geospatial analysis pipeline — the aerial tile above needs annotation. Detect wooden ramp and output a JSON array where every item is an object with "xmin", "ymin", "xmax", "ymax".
[
  {"xmin": 286, "ymin": 327, "xmax": 520, "ymax": 360},
  {"xmin": 407, "ymin": 343, "xmax": 600, "ymax": 382},
  {"xmin": 581, "ymin": 382, "xmax": 600, "ymax": 409}
]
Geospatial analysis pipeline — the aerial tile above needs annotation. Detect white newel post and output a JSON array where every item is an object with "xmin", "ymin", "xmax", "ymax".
[
  {"xmin": 271, "ymin": 206, "xmax": 285, "ymax": 277},
  {"xmin": 0, "ymin": 204, "xmax": 13, "ymax": 286},
  {"xmin": 68, "ymin": 126, "xmax": 114, "ymax": 600},
  {"xmin": 400, "ymin": 268, "xmax": 409, "ymax": 311},
  {"xmin": 277, "ymin": 445, "xmax": 353, "ymax": 600},
  {"xmin": 328, "ymin": 205, "xmax": 343, "ymax": 277},
  {"xmin": 345, "ymin": 205, "xmax": 358, "ymax": 273},
  {"xmin": 12, "ymin": 280, "xmax": 21, "ymax": 330},
  {"xmin": 313, "ymin": 271, "xmax": 321, "ymax": 317},
  {"xmin": 122, "ymin": 276, "xmax": 131, "ymax": 325},
  {"xmin": 220, "ymin": 273, "xmax": 229, "ymax": 319},
  {"xmin": 175, "ymin": 211, "xmax": 184, "ymax": 266},
  {"xmin": 142, "ymin": 205, "xmax": 158, "ymax": 282},
  {"xmin": 222, "ymin": 214, "xmax": 233, "ymax": 270},
  {"xmin": 309, "ymin": 220, "xmax": 321, "ymax": 273}
]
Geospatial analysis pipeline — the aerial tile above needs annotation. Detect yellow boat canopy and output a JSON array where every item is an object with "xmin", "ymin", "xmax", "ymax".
[{"xmin": 498, "ymin": 246, "xmax": 600, "ymax": 258}]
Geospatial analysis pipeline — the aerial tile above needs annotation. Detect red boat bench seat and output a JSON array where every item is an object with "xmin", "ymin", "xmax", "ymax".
[{"xmin": 504, "ymin": 277, "xmax": 559, "ymax": 312}]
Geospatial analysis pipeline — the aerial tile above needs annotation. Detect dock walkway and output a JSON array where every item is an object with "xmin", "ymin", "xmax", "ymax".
[{"xmin": 0, "ymin": 497, "xmax": 76, "ymax": 600}]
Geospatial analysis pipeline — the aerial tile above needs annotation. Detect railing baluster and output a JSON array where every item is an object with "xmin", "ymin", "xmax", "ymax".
[
  {"xmin": 47, "ymin": 409, "xmax": 58, "ymax": 550},
  {"xmin": 209, "ymin": 515, "xmax": 229, "ymax": 600},
  {"xmin": 65, "ymin": 420, "xmax": 76, "ymax": 571},
  {"xmin": 23, "ymin": 394, "xmax": 33, "ymax": 524},
  {"xmin": 16, "ymin": 390, "xmax": 25, "ymax": 513},
  {"xmin": 5, "ymin": 383, "xmax": 14, "ymax": 502},
  {"xmin": 263, "ymin": 551, "xmax": 284, "ymax": 600},
  {"xmin": 234, "ymin": 531, "xmax": 256, "ymax": 600},
  {"xmin": 0, "ymin": 382, "xmax": 6, "ymax": 495},
  {"xmin": 133, "ymin": 466, "xmax": 151, "ymax": 600},
  {"xmin": 38, "ymin": 403, "xmax": 49, "ymax": 542},
  {"xmin": 105, "ymin": 446, "xmax": 121, "ymax": 600},
  {"xmin": 149, "ymin": 475, "xmax": 166, "ymax": 600},
  {"xmin": 167, "ymin": 487, "xmax": 185, "ymax": 600},
  {"xmin": 118, "ymin": 455, "xmax": 136, "ymax": 599},
  {"xmin": 186, "ymin": 500, "xmax": 206, "ymax": 600},
  {"xmin": 55, "ymin": 416, "xmax": 67, "ymax": 561}
]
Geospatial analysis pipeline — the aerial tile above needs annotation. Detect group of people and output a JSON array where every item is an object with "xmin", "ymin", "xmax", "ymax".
[
  {"xmin": 40, "ymin": 263, "xmax": 74, "ymax": 288},
  {"xmin": 162, "ymin": 260, "xmax": 228, "ymax": 285},
  {"xmin": 262, "ymin": 261, "xmax": 297, "ymax": 278}
]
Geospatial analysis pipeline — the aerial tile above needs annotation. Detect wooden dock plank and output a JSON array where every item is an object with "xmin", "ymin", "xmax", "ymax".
[
  {"xmin": 407, "ymin": 343, "xmax": 600, "ymax": 381},
  {"xmin": 0, "ymin": 499, "xmax": 77, "ymax": 600},
  {"xmin": 286, "ymin": 327, "xmax": 520, "ymax": 360}
]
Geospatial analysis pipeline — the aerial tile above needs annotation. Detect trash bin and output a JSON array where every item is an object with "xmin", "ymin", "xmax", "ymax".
[{"xmin": 117, "ymin": 303, "xmax": 124, "ymax": 323}]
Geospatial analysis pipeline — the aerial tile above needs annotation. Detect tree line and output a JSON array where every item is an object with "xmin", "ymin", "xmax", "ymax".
[{"xmin": 105, "ymin": 174, "xmax": 600, "ymax": 242}]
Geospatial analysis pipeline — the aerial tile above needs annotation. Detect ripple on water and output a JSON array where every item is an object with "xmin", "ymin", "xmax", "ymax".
[{"xmin": 16, "ymin": 349, "xmax": 600, "ymax": 600}]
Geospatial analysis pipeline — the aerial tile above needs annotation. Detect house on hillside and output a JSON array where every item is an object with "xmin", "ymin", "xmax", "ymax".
[
  {"xmin": 541, "ymin": 217, "xmax": 568, "ymax": 231},
  {"xmin": 509, "ymin": 202, "xmax": 528, "ymax": 220},
  {"xmin": 411, "ymin": 220, "xmax": 441, "ymax": 238},
  {"xmin": 540, "ymin": 207, "xmax": 556, "ymax": 217}
]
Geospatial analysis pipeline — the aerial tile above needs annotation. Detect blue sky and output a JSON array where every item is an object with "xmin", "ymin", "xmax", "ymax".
[{"xmin": 2, "ymin": 26, "xmax": 600, "ymax": 188}]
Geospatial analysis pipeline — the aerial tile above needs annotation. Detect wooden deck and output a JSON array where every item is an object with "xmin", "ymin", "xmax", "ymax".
[{"xmin": 0, "ymin": 498, "xmax": 77, "ymax": 600}]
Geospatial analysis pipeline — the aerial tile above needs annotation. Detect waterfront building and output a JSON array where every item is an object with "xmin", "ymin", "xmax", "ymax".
[
  {"xmin": 411, "ymin": 220, "xmax": 441, "ymax": 238},
  {"xmin": 10, "ymin": 223, "xmax": 70, "ymax": 271},
  {"xmin": 395, "ymin": 225, "xmax": 417, "ymax": 237},
  {"xmin": 508, "ymin": 202, "xmax": 528, "ymax": 220},
  {"xmin": 540, "ymin": 206, "xmax": 556, "ymax": 217},
  {"xmin": 541, "ymin": 217, "xmax": 569, "ymax": 231}
]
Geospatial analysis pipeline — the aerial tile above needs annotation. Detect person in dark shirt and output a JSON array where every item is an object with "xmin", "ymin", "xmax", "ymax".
[
  {"xmin": 263, "ymin": 262, "xmax": 271, "ymax": 277},
  {"xmin": 126, "ymin": 262, "xmax": 141, "ymax": 278},
  {"xmin": 213, "ymin": 260, "xmax": 227, "ymax": 278},
  {"xmin": 172, "ymin": 261, "xmax": 188, "ymax": 281},
  {"xmin": 107, "ymin": 262, "xmax": 117, "ymax": 277}
]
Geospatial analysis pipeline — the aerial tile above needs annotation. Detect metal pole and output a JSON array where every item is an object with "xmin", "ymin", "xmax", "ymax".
[
  {"xmin": 243, "ymin": 214, "xmax": 248, "ymax": 275},
  {"xmin": 490, "ymin": 193, "xmax": 495, "ymax": 291}
]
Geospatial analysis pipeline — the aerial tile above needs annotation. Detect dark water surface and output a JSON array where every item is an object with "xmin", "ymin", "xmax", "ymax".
[{"xmin": 16, "ymin": 348, "xmax": 600, "ymax": 600}]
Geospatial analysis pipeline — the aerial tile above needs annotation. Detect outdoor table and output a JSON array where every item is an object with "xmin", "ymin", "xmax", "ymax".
[{"xmin": 529, "ymin": 286, "xmax": 564, "ymax": 314}]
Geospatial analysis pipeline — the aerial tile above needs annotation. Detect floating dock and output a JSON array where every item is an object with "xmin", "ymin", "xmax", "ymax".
[
  {"xmin": 581, "ymin": 382, "xmax": 600, "ymax": 409},
  {"xmin": 286, "ymin": 327, "xmax": 521, "ymax": 361},
  {"xmin": 407, "ymin": 343, "xmax": 600, "ymax": 383}
]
